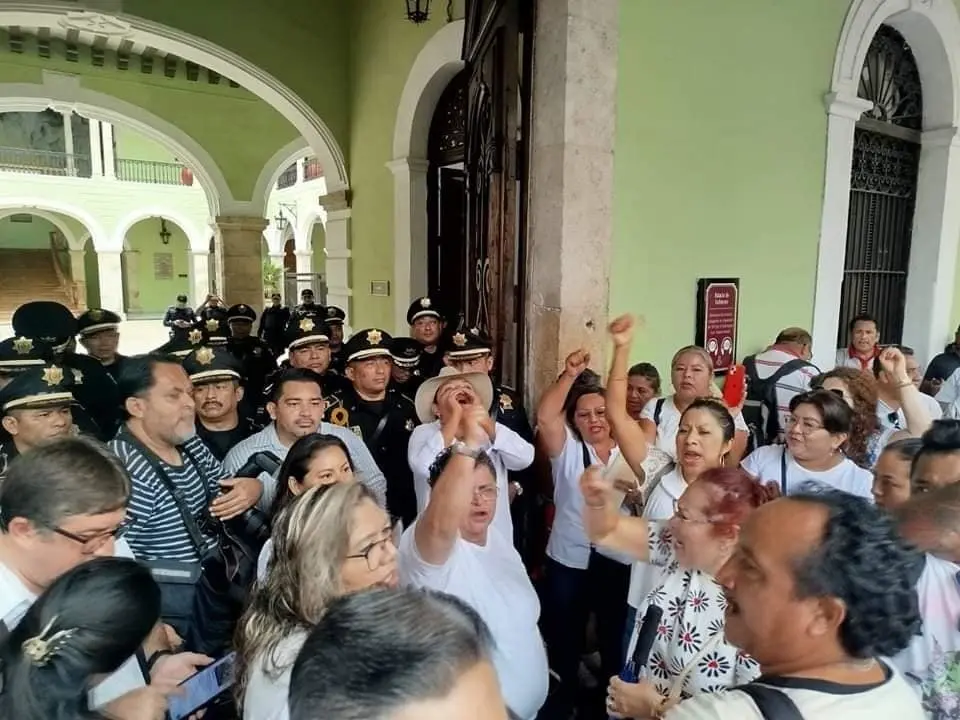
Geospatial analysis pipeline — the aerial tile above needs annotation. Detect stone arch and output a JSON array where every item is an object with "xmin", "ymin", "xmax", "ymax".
[
  {"xmin": 812, "ymin": 0, "xmax": 960, "ymax": 367},
  {"xmin": 119, "ymin": 214, "xmax": 191, "ymax": 315},
  {"xmin": 254, "ymin": 137, "xmax": 313, "ymax": 209},
  {"xmin": 0, "ymin": 207, "xmax": 83, "ymax": 250},
  {"xmin": 0, "ymin": 197, "xmax": 106, "ymax": 248},
  {"xmin": 295, "ymin": 206, "xmax": 326, "ymax": 253},
  {"xmin": 0, "ymin": 3, "xmax": 349, "ymax": 196},
  {"xmin": 114, "ymin": 207, "xmax": 205, "ymax": 252},
  {"xmin": 389, "ymin": 19, "xmax": 465, "ymax": 333}
]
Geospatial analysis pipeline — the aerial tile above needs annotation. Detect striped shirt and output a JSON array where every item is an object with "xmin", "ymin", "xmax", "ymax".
[
  {"xmin": 221, "ymin": 422, "xmax": 388, "ymax": 512},
  {"xmin": 108, "ymin": 434, "xmax": 228, "ymax": 562}
]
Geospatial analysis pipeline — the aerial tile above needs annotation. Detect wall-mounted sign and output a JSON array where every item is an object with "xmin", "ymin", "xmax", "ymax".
[
  {"xmin": 153, "ymin": 252, "xmax": 174, "ymax": 280},
  {"xmin": 695, "ymin": 278, "xmax": 739, "ymax": 374}
]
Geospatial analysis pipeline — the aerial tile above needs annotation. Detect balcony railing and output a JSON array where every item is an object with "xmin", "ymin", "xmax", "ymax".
[
  {"xmin": 276, "ymin": 163, "xmax": 297, "ymax": 189},
  {"xmin": 0, "ymin": 146, "xmax": 92, "ymax": 178},
  {"xmin": 303, "ymin": 156, "xmax": 323, "ymax": 181},
  {"xmin": 116, "ymin": 158, "xmax": 194, "ymax": 186}
]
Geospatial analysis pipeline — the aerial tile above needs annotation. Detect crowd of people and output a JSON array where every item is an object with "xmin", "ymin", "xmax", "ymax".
[{"xmin": 0, "ymin": 293, "xmax": 958, "ymax": 719}]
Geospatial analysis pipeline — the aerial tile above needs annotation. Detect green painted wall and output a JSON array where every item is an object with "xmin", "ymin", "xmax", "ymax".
[
  {"xmin": 347, "ymin": 3, "xmax": 448, "ymax": 329},
  {"xmin": 610, "ymin": 0, "xmax": 849, "ymax": 378},
  {"xmin": 114, "ymin": 125, "xmax": 177, "ymax": 164},
  {"xmin": 123, "ymin": 219, "xmax": 190, "ymax": 314},
  {"xmin": 84, "ymin": 240, "xmax": 100, "ymax": 309},
  {"xmin": 0, "ymin": 214, "xmax": 57, "ymax": 248},
  {"xmin": 311, "ymin": 223, "xmax": 326, "ymax": 278},
  {"xmin": 0, "ymin": 31, "xmax": 298, "ymax": 202}
]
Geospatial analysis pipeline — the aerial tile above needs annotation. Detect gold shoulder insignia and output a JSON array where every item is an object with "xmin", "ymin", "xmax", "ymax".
[
  {"xmin": 195, "ymin": 347, "xmax": 215, "ymax": 366},
  {"xmin": 12, "ymin": 336, "xmax": 33, "ymax": 355},
  {"xmin": 499, "ymin": 392, "xmax": 513, "ymax": 411},
  {"xmin": 42, "ymin": 366, "xmax": 64, "ymax": 387},
  {"xmin": 330, "ymin": 407, "xmax": 350, "ymax": 427}
]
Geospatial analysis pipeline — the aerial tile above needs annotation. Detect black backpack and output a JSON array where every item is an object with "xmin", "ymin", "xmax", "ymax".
[{"xmin": 742, "ymin": 356, "xmax": 815, "ymax": 454}]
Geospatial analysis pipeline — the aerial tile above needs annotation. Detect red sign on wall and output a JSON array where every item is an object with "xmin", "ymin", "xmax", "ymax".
[{"xmin": 695, "ymin": 278, "xmax": 739, "ymax": 373}]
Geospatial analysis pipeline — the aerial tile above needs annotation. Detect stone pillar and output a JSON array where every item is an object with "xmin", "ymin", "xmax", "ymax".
[
  {"xmin": 294, "ymin": 249, "xmax": 314, "ymax": 297},
  {"xmin": 97, "ymin": 250, "xmax": 124, "ymax": 316},
  {"xmin": 62, "ymin": 111, "xmax": 76, "ymax": 176},
  {"xmin": 88, "ymin": 119, "xmax": 104, "ymax": 177},
  {"xmin": 525, "ymin": 0, "xmax": 620, "ymax": 407},
  {"xmin": 68, "ymin": 249, "xmax": 87, "ymax": 311},
  {"xmin": 296, "ymin": 158, "xmax": 305, "ymax": 185},
  {"xmin": 121, "ymin": 250, "xmax": 141, "ymax": 313},
  {"xmin": 189, "ymin": 250, "xmax": 210, "ymax": 307},
  {"xmin": 101, "ymin": 121, "xmax": 116, "ymax": 179},
  {"xmin": 387, "ymin": 158, "xmax": 429, "ymax": 334},
  {"xmin": 320, "ymin": 190, "xmax": 352, "ymax": 329},
  {"xmin": 214, "ymin": 216, "xmax": 268, "ymax": 306}
]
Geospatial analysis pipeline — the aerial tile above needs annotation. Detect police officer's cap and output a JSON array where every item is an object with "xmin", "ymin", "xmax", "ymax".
[
  {"xmin": 406, "ymin": 296, "xmax": 442, "ymax": 325},
  {"xmin": 0, "ymin": 363, "xmax": 75, "ymax": 415},
  {"xmin": 182, "ymin": 346, "xmax": 242, "ymax": 385},
  {"xmin": 324, "ymin": 306, "xmax": 346, "ymax": 326},
  {"xmin": 12, "ymin": 301, "xmax": 77, "ymax": 347},
  {"xmin": 227, "ymin": 303, "xmax": 257, "ymax": 324},
  {"xmin": 153, "ymin": 326, "xmax": 207, "ymax": 358},
  {"xmin": 446, "ymin": 327, "xmax": 493, "ymax": 361},
  {"xmin": 287, "ymin": 315, "xmax": 331, "ymax": 351},
  {"xmin": 389, "ymin": 337, "xmax": 422, "ymax": 368},
  {"xmin": 343, "ymin": 328, "xmax": 393, "ymax": 364},
  {"xmin": 76, "ymin": 308, "xmax": 121, "ymax": 337},
  {"xmin": 176, "ymin": 294, "xmax": 188, "ymax": 303},
  {"xmin": 0, "ymin": 336, "xmax": 53, "ymax": 373},
  {"xmin": 197, "ymin": 315, "xmax": 229, "ymax": 345}
]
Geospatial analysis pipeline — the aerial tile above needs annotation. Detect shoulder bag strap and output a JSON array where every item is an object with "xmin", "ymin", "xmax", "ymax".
[
  {"xmin": 654, "ymin": 397, "xmax": 666, "ymax": 426},
  {"xmin": 737, "ymin": 683, "xmax": 805, "ymax": 720},
  {"xmin": 116, "ymin": 429, "xmax": 208, "ymax": 560},
  {"xmin": 367, "ymin": 402, "xmax": 394, "ymax": 449},
  {"xmin": 581, "ymin": 440, "xmax": 592, "ymax": 470},
  {"xmin": 780, "ymin": 446, "xmax": 788, "ymax": 496},
  {"xmin": 178, "ymin": 443, "xmax": 215, "ymax": 505}
]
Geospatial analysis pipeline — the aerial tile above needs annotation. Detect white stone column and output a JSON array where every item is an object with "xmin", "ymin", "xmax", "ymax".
[
  {"xmin": 296, "ymin": 158, "xmax": 305, "ymax": 185},
  {"xmin": 294, "ymin": 249, "xmax": 314, "ymax": 298},
  {"xmin": 88, "ymin": 119, "xmax": 104, "ymax": 177},
  {"xmin": 810, "ymin": 93, "xmax": 873, "ymax": 371},
  {"xmin": 388, "ymin": 157, "xmax": 429, "ymax": 335},
  {"xmin": 903, "ymin": 126, "xmax": 960, "ymax": 364},
  {"xmin": 62, "ymin": 111, "xmax": 76, "ymax": 177},
  {"xmin": 97, "ymin": 250, "xmax": 124, "ymax": 316},
  {"xmin": 319, "ymin": 190, "xmax": 353, "ymax": 330},
  {"xmin": 101, "ymin": 121, "xmax": 116, "ymax": 179},
  {"xmin": 121, "ymin": 250, "xmax": 141, "ymax": 313},
  {"xmin": 188, "ymin": 250, "xmax": 210, "ymax": 307},
  {"xmin": 526, "ymin": 0, "xmax": 620, "ymax": 406}
]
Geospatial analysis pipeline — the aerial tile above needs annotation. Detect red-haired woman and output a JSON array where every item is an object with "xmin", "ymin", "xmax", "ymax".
[{"xmin": 582, "ymin": 466, "xmax": 779, "ymax": 719}]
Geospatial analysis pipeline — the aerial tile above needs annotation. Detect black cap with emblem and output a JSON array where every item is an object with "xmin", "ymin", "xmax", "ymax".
[
  {"xmin": 389, "ymin": 337, "xmax": 423, "ymax": 368},
  {"xmin": 406, "ymin": 296, "xmax": 442, "ymax": 325},
  {"xmin": 325, "ymin": 306, "xmax": 346, "ymax": 326},
  {"xmin": 12, "ymin": 301, "xmax": 77, "ymax": 349},
  {"xmin": 343, "ymin": 328, "xmax": 393, "ymax": 364},
  {"xmin": 182, "ymin": 345, "xmax": 242, "ymax": 385},
  {"xmin": 0, "ymin": 336, "xmax": 54, "ymax": 375},
  {"xmin": 227, "ymin": 303, "xmax": 257, "ymax": 324},
  {"xmin": 0, "ymin": 363, "xmax": 75, "ymax": 415},
  {"xmin": 445, "ymin": 327, "xmax": 493, "ymax": 361},
  {"xmin": 152, "ymin": 326, "xmax": 207, "ymax": 358},
  {"xmin": 286, "ymin": 314, "xmax": 331, "ymax": 351},
  {"xmin": 76, "ymin": 308, "xmax": 122, "ymax": 337},
  {"xmin": 197, "ymin": 315, "xmax": 229, "ymax": 346}
]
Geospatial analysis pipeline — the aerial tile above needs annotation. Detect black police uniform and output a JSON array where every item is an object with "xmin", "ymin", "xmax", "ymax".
[
  {"xmin": 0, "ymin": 363, "xmax": 82, "ymax": 480},
  {"xmin": 183, "ymin": 345, "xmax": 261, "ymax": 461},
  {"xmin": 12, "ymin": 302, "xmax": 119, "ymax": 441},
  {"xmin": 258, "ymin": 302, "xmax": 291, "ymax": 358},
  {"xmin": 197, "ymin": 302, "xmax": 228, "ymax": 327},
  {"xmin": 152, "ymin": 326, "xmax": 207, "ymax": 358},
  {"xmin": 407, "ymin": 296, "xmax": 445, "ymax": 380},
  {"xmin": 0, "ymin": 335, "xmax": 54, "ymax": 381},
  {"xmin": 293, "ymin": 299, "xmax": 322, "ymax": 318},
  {"xmin": 325, "ymin": 329, "xmax": 421, "ymax": 526},
  {"xmin": 76, "ymin": 308, "xmax": 128, "ymax": 383},
  {"xmin": 324, "ymin": 306, "xmax": 348, "ymax": 374},
  {"xmin": 197, "ymin": 315, "xmax": 230, "ymax": 347},
  {"xmin": 226, "ymin": 304, "xmax": 277, "ymax": 412},
  {"xmin": 163, "ymin": 297, "xmax": 196, "ymax": 336},
  {"xmin": 280, "ymin": 314, "xmax": 349, "ymax": 396},
  {"xmin": 388, "ymin": 337, "xmax": 424, "ymax": 400}
]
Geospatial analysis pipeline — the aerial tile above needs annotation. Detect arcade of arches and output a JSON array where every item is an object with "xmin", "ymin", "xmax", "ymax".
[{"xmin": 2, "ymin": 0, "xmax": 960, "ymax": 403}]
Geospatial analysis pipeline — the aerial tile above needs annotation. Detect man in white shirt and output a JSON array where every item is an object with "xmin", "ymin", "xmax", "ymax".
[
  {"xmin": 399, "ymin": 403, "xmax": 548, "ymax": 719},
  {"xmin": 0, "ymin": 436, "xmax": 210, "ymax": 714},
  {"xmin": 408, "ymin": 367, "xmax": 534, "ymax": 540},
  {"xmin": 649, "ymin": 489, "xmax": 924, "ymax": 719},
  {"xmin": 835, "ymin": 313, "xmax": 881, "ymax": 370},
  {"xmin": 745, "ymin": 328, "xmax": 819, "ymax": 438}
]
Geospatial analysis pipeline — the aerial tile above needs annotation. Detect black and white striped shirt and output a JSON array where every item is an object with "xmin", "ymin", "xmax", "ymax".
[{"xmin": 109, "ymin": 434, "xmax": 228, "ymax": 562}]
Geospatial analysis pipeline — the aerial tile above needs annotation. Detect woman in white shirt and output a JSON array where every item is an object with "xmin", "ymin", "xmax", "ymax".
[
  {"xmin": 236, "ymin": 482, "xmax": 398, "ymax": 720},
  {"xmin": 638, "ymin": 345, "xmax": 749, "ymax": 464},
  {"xmin": 742, "ymin": 389, "xmax": 873, "ymax": 499}
]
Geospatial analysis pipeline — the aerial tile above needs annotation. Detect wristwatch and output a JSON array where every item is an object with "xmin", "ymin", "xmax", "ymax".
[{"xmin": 450, "ymin": 440, "xmax": 483, "ymax": 460}]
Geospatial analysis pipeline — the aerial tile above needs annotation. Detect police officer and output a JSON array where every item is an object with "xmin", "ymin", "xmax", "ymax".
[
  {"xmin": 226, "ymin": 303, "xmax": 277, "ymax": 417},
  {"xmin": 0, "ymin": 363, "xmax": 78, "ymax": 479},
  {"xmin": 12, "ymin": 301, "xmax": 119, "ymax": 441},
  {"xmin": 197, "ymin": 313, "xmax": 230, "ymax": 347},
  {"xmin": 0, "ymin": 335, "xmax": 53, "ymax": 389},
  {"xmin": 407, "ymin": 296, "xmax": 446, "ymax": 379},
  {"xmin": 325, "ymin": 328, "xmax": 420, "ymax": 526},
  {"xmin": 280, "ymin": 315, "xmax": 349, "ymax": 399},
  {"xmin": 76, "ymin": 308, "xmax": 126, "ymax": 382},
  {"xmin": 151, "ymin": 325, "xmax": 207, "ymax": 358},
  {"xmin": 183, "ymin": 345, "xmax": 260, "ymax": 461},
  {"xmin": 197, "ymin": 293, "xmax": 228, "ymax": 326},
  {"xmin": 258, "ymin": 292, "xmax": 290, "ymax": 358},
  {"xmin": 389, "ymin": 337, "xmax": 423, "ymax": 400},
  {"xmin": 293, "ymin": 288, "xmax": 321, "ymax": 317},
  {"xmin": 163, "ymin": 294, "xmax": 195, "ymax": 336},
  {"xmin": 444, "ymin": 326, "xmax": 536, "ymax": 555},
  {"xmin": 324, "ymin": 305, "xmax": 348, "ymax": 374}
]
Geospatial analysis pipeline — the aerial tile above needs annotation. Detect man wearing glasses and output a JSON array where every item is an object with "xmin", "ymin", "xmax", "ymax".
[{"xmin": 0, "ymin": 436, "xmax": 211, "ymax": 715}]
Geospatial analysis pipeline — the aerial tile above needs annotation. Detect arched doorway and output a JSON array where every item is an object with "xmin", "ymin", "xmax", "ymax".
[
  {"xmin": 837, "ymin": 25, "xmax": 922, "ymax": 347},
  {"xmin": 427, "ymin": 68, "xmax": 468, "ymax": 325},
  {"xmin": 121, "ymin": 217, "xmax": 190, "ymax": 316}
]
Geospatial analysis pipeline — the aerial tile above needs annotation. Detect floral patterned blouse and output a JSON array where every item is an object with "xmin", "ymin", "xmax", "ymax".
[{"xmin": 625, "ymin": 521, "xmax": 760, "ymax": 700}]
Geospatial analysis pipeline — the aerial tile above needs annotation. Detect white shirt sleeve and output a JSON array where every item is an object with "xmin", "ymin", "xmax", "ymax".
[
  {"xmin": 640, "ymin": 398, "xmax": 659, "ymax": 422},
  {"xmin": 491, "ymin": 423, "xmax": 535, "ymax": 471},
  {"xmin": 398, "ymin": 523, "xmax": 454, "ymax": 588},
  {"xmin": 408, "ymin": 423, "xmax": 448, "ymax": 513}
]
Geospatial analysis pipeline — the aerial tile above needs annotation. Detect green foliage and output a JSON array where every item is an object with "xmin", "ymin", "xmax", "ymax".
[{"xmin": 262, "ymin": 259, "xmax": 282, "ymax": 296}]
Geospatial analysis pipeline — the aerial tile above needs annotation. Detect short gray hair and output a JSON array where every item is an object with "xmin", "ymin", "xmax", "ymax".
[
  {"xmin": 0, "ymin": 436, "xmax": 130, "ymax": 530},
  {"xmin": 289, "ymin": 587, "xmax": 497, "ymax": 720}
]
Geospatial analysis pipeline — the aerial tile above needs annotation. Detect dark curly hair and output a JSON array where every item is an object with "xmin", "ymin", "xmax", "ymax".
[
  {"xmin": 911, "ymin": 419, "xmax": 960, "ymax": 482},
  {"xmin": 789, "ymin": 487, "xmax": 923, "ymax": 658},
  {"xmin": 811, "ymin": 368, "xmax": 879, "ymax": 468}
]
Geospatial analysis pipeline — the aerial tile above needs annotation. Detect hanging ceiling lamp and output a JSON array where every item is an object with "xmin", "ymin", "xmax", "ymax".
[{"xmin": 405, "ymin": 0, "xmax": 431, "ymax": 24}]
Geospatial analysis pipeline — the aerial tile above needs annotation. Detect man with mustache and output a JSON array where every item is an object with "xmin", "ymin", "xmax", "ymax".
[{"xmin": 183, "ymin": 345, "xmax": 260, "ymax": 462}]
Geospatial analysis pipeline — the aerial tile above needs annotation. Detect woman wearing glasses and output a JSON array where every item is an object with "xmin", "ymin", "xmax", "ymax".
[
  {"xmin": 235, "ymin": 481, "xmax": 398, "ymax": 720},
  {"xmin": 582, "ymin": 465, "xmax": 777, "ymax": 719},
  {"xmin": 741, "ymin": 390, "xmax": 873, "ymax": 499}
]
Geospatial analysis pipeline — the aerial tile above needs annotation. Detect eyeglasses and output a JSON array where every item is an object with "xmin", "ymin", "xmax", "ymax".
[
  {"xmin": 473, "ymin": 485, "xmax": 497, "ymax": 502},
  {"xmin": 784, "ymin": 417, "xmax": 826, "ymax": 435},
  {"xmin": 50, "ymin": 517, "xmax": 133, "ymax": 555},
  {"xmin": 345, "ymin": 518, "xmax": 401, "ymax": 572}
]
